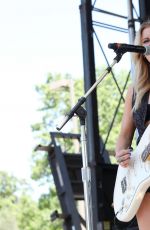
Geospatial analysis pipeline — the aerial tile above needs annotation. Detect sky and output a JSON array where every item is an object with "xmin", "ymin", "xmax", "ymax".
[
  {"xmin": 0, "ymin": 0, "xmax": 83, "ymax": 180},
  {"xmin": 0, "ymin": 0, "xmax": 139, "ymax": 190}
]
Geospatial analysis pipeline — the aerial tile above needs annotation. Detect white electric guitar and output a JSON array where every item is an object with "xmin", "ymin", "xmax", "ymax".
[{"xmin": 113, "ymin": 124, "xmax": 150, "ymax": 222}]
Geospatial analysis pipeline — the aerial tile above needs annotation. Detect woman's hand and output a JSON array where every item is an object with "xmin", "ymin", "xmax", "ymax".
[{"xmin": 115, "ymin": 148, "xmax": 132, "ymax": 167}]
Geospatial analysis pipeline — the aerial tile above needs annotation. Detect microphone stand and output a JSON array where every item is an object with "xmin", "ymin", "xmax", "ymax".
[{"xmin": 56, "ymin": 52, "xmax": 124, "ymax": 230}]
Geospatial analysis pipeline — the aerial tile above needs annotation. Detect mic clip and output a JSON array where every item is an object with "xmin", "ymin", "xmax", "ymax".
[{"xmin": 114, "ymin": 48, "xmax": 127, "ymax": 55}]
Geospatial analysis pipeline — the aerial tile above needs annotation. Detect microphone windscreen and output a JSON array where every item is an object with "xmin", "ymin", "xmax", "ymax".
[{"xmin": 145, "ymin": 46, "xmax": 150, "ymax": 55}]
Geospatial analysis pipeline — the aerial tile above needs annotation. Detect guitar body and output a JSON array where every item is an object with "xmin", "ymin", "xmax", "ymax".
[{"xmin": 113, "ymin": 124, "xmax": 150, "ymax": 222}]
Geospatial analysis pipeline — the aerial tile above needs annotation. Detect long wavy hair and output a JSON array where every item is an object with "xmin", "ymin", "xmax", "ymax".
[{"xmin": 132, "ymin": 20, "xmax": 150, "ymax": 110}]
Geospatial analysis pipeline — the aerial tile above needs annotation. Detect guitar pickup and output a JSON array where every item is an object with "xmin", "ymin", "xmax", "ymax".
[
  {"xmin": 121, "ymin": 176, "xmax": 127, "ymax": 194},
  {"xmin": 141, "ymin": 143, "xmax": 150, "ymax": 162}
]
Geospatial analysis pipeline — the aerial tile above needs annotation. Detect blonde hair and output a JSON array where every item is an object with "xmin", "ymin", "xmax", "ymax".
[{"xmin": 132, "ymin": 20, "xmax": 150, "ymax": 110}]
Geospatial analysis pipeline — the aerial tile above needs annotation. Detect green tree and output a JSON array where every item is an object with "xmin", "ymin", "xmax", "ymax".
[
  {"xmin": 32, "ymin": 73, "xmax": 83, "ymax": 142},
  {"xmin": 31, "ymin": 73, "xmax": 83, "ymax": 182},
  {"xmin": 31, "ymin": 70, "xmax": 131, "ymax": 228},
  {"xmin": 0, "ymin": 171, "xmax": 23, "ymax": 230},
  {"xmin": 31, "ymin": 70, "xmax": 130, "ymax": 151},
  {"xmin": 31, "ymin": 73, "xmax": 84, "ymax": 229},
  {"xmin": 0, "ymin": 171, "xmax": 55, "ymax": 230},
  {"xmin": 17, "ymin": 194, "xmax": 50, "ymax": 230},
  {"xmin": 0, "ymin": 207, "xmax": 19, "ymax": 230}
]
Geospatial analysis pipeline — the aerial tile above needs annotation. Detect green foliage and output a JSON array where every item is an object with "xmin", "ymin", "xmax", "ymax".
[
  {"xmin": 0, "ymin": 69, "xmax": 130, "ymax": 230},
  {"xmin": 0, "ymin": 171, "xmax": 18, "ymax": 198},
  {"xmin": 31, "ymin": 73, "xmax": 83, "ymax": 181},
  {"xmin": 31, "ymin": 151, "xmax": 51, "ymax": 182},
  {"xmin": 0, "ymin": 208, "xmax": 19, "ymax": 230},
  {"xmin": 30, "ymin": 73, "xmax": 85, "ymax": 229},
  {"xmin": 17, "ymin": 195, "xmax": 48, "ymax": 230},
  {"xmin": 31, "ymin": 73, "xmax": 83, "ymax": 144},
  {"xmin": 30, "ymin": 70, "xmax": 132, "ymax": 229},
  {"xmin": 0, "ymin": 171, "xmax": 61, "ymax": 230},
  {"xmin": 32, "ymin": 73, "xmax": 83, "ymax": 130}
]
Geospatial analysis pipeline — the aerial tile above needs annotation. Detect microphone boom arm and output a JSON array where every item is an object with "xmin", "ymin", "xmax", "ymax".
[{"xmin": 56, "ymin": 52, "xmax": 123, "ymax": 131}]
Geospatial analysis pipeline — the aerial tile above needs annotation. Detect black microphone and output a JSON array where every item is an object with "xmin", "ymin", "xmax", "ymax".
[{"xmin": 108, "ymin": 43, "xmax": 150, "ymax": 55}]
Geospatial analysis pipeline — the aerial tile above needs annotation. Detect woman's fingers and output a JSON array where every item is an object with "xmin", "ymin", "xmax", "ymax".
[{"xmin": 116, "ymin": 149, "xmax": 132, "ymax": 167}]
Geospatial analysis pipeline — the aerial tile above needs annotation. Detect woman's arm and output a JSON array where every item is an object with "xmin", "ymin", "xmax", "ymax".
[{"xmin": 115, "ymin": 85, "xmax": 136, "ymax": 167}]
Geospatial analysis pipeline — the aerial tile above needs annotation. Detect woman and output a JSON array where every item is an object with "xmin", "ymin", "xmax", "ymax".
[{"xmin": 115, "ymin": 20, "xmax": 150, "ymax": 230}]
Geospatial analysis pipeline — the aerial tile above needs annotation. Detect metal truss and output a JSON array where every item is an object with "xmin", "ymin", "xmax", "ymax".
[{"xmin": 90, "ymin": 0, "xmax": 141, "ymax": 154}]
